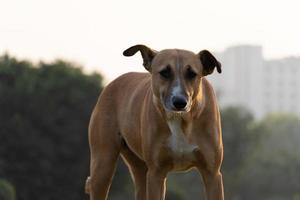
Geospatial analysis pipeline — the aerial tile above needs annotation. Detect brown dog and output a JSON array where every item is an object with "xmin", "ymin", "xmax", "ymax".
[{"xmin": 86, "ymin": 45, "xmax": 224, "ymax": 200}]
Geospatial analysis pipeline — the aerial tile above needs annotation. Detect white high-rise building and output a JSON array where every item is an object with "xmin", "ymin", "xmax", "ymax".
[{"xmin": 209, "ymin": 45, "xmax": 300, "ymax": 118}]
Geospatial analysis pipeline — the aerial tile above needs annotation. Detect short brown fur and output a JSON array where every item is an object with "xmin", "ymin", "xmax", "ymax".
[{"xmin": 86, "ymin": 45, "xmax": 224, "ymax": 200}]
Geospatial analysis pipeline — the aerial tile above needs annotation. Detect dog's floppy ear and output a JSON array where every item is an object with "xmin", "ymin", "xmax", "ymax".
[
  {"xmin": 198, "ymin": 50, "xmax": 222, "ymax": 76},
  {"xmin": 123, "ymin": 44, "xmax": 157, "ymax": 71}
]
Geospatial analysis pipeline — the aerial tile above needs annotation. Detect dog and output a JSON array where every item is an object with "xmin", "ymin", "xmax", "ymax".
[{"xmin": 86, "ymin": 44, "xmax": 224, "ymax": 200}]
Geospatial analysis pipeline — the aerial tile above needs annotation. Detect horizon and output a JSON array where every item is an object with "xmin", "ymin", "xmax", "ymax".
[{"xmin": 2, "ymin": 43, "xmax": 300, "ymax": 83}]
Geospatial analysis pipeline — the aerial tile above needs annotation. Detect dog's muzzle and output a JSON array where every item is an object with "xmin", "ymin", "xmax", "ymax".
[{"xmin": 171, "ymin": 95, "xmax": 188, "ymax": 111}]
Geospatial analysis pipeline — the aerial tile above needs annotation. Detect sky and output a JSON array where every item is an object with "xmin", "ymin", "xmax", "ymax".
[{"xmin": 1, "ymin": 0, "xmax": 300, "ymax": 81}]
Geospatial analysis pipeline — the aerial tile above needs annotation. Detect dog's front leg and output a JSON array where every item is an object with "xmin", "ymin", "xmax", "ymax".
[
  {"xmin": 200, "ymin": 169, "xmax": 224, "ymax": 200},
  {"xmin": 146, "ymin": 169, "xmax": 167, "ymax": 200}
]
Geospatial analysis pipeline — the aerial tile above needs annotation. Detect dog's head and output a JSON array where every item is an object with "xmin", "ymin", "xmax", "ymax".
[{"xmin": 123, "ymin": 44, "xmax": 221, "ymax": 114}]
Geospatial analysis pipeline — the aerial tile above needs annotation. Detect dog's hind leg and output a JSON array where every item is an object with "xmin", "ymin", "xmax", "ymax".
[
  {"xmin": 88, "ymin": 109, "xmax": 121, "ymax": 200},
  {"xmin": 121, "ymin": 145, "xmax": 147, "ymax": 200}
]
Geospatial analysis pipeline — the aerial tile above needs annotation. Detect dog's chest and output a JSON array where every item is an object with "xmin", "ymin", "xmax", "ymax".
[{"xmin": 167, "ymin": 119, "xmax": 197, "ymax": 170}]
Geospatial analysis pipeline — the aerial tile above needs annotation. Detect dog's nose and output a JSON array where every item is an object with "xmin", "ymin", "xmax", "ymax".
[{"xmin": 172, "ymin": 96, "xmax": 187, "ymax": 110}]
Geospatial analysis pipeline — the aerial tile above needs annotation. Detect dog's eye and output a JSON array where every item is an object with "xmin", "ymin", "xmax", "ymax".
[
  {"xmin": 186, "ymin": 67, "xmax": 197, "ymax": 80},
  {"xmin": 159, "ymin": 66, "xmax": 172, "ymax": 79}
]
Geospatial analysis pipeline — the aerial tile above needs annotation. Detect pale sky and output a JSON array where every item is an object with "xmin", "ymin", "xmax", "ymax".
[{"xmin": 1, "ymin": 0, "xmax": 300, "ymax": 81}]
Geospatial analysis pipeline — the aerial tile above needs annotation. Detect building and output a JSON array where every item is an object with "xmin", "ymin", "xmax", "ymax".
[{"xmin": 208, "ymin": 45, "xmax": 300, "ymax": 118}]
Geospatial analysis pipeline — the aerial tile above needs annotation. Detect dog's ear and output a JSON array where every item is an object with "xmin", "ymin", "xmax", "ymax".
[
  {"xmin": 198, "ymin": 50, "xmax": 222, "ymax": 76},
  {"xmin": 123, "ymin": 45, "xmax": 157, "ymax": 71}
]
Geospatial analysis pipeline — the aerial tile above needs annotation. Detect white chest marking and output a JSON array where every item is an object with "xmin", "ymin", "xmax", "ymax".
[{"xmin": 167, "ymin": 119, "xmax": 197, "ymax": 155}]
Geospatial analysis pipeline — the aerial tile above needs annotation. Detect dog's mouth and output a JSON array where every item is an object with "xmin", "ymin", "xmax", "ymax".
[
  {"xmin": 164, "ymin": 108, "xmax": 191, "ymax": 120},
  {"xmin": 165, "ymin": 107, "xmax": 191, "ymax": 113}
]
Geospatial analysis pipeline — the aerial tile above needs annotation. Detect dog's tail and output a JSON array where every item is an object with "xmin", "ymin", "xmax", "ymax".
[{"xmin": 85, "ymin": 176, "xmax": 91, "ymax": 194}]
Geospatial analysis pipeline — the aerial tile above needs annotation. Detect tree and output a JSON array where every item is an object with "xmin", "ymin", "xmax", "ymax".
[
  {"xmin": 239, "ymin": 114, "xmax": 300, "ymax": 200},
  {"xmin": 220, "ymin": 106, "xmax": 258, "ymax": 200},
  {"xmin": 0, "ymin": 54, "xmax": 103, "ymax": 200}
]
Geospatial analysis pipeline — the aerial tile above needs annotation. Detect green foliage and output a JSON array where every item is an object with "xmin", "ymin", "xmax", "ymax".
[
  {"xmin": 220, "ymin": 106, "xmax": 257, "ymax": 200},
  {"xmin": 220, "ymin": 110, "xmax": 300, "ymax": 200},
  {"xmin": 221, "ymin": 106, "xmax": 255, "ymax": 172},
  {"xmin": 0, "ymin": 54, "xmax": 103, "ymax": 200},
  {"xmin": 0, "ymin": 179, "xmax": 16, "ymax": 200},
  {"xmin": 239, "ymin": 113, "xmax": 300, "ymax": 200}
]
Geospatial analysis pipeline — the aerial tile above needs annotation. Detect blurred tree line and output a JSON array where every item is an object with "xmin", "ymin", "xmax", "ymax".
[{"xmin": 0, "ymin": 54, "xmax": 299, "ymax": 200}]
